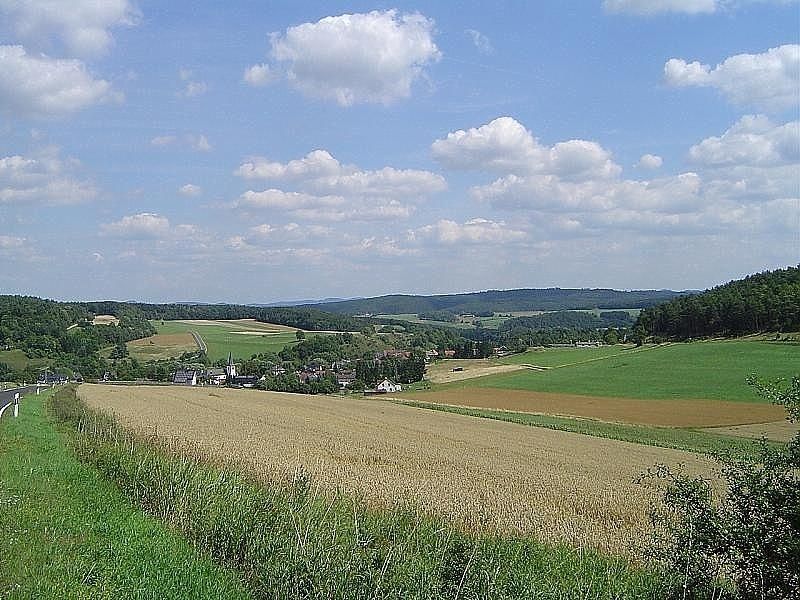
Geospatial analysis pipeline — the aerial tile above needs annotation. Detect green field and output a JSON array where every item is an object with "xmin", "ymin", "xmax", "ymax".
[
  {"xmin": 0, "ymin": 389, "xmax": 249, "ymax": 599},
  {"xmin": 495, "ymin": 345, "xmax": 631, "ymax": 366},
  {"xmin": 0, "ymin": 349, "xmax": 50, "ymax": 372},
  {"xmin": 454, "ymin": 340, "xmax": 800, "ymax": 402},
  {"xmin": 152, "ymin": 320, "xmax": 311, "ymax": 362}
]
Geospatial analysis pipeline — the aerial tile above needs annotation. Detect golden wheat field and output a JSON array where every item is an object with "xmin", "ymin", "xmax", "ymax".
[{"xmin": 79, "ymin": 384, "xmax": 717, "ymax": 555}]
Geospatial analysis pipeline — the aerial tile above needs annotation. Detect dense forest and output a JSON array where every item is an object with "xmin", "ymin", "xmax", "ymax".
[
  {"xmin": 0, "ymin": 296, "xmax": 156, "ymax": 380},
  {"xmin": 302, "ymin": 287, "xmax": 685, "ymax": 315},
  {"xmin": 636, "ymin": 266, "xmax": 800, "ymax": 339},
  {"xmin": 84, "ymin": 301, "xmax": 366, "ymax": 332}
]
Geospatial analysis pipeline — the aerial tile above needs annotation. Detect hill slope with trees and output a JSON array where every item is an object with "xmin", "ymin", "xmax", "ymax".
[
  {"xmin": 302, "ymin": 288, "xmax": 686, "ymax": 316},
  {"xmin": 635, "ymin": 266, "xmax": 800, "ymax": 339}
]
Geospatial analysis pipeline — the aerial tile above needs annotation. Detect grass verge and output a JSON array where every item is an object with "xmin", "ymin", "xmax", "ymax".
[
  {"xmin": 0, "ymin": 388, "xmax": 250, "ymax": 599},
  {"xmin": 395, "ymin": 399, "xmax": 781, "ymax": 460},
  {"xmin": 50, "ymin": 385, "xmax": 680, "ymax": 599}
]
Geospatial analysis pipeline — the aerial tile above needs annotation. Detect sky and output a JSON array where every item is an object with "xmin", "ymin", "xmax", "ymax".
[{"xmin": 0, "ymin": 0, "xmax": 798, "ymax": 303}]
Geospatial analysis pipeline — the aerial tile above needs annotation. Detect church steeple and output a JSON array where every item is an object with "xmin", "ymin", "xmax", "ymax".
[{"xmin": 225, "ymin": 352, "xmax": 236, "ymax": 379}]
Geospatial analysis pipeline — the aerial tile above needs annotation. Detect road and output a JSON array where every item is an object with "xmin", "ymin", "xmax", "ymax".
[
  {"xmin": 0, "ymin": 385, "xmax": 42, "ymax": 420},
  {"xmin": 190, "ymin": 330, "xmax": 207, "ymax": 353}
]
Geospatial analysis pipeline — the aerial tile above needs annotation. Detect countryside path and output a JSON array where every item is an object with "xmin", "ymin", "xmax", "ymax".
[{"xmin": 190, "ymin": 331, "xmax": 207, "ymax": 354}]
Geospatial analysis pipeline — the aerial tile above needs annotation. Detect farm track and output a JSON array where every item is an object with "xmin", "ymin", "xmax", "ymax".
[
  {"xmin": 190, "ymin": 330, "xmax": 207, "ymax": 353},
  {"xmin": 79, "ymin": 384, "xmax": 717, "ymax": 555}
]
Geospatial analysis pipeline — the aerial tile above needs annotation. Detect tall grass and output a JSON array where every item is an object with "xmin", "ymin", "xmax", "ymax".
[{"xmin": 50, "ymin": 385, "xmax": 679, "ymax": 599}]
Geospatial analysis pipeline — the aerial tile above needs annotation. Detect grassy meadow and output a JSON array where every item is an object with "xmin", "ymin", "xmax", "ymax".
[
  {"xmin": 131, "ymin": 319, "xmax": 312, "ymax": 362},
  {"xmin": 456, "ymin": 340, "xmax": 799, "ymax": 402},
  {"xmin": 0, "ymin": 349, "xmax": 50, "ymax": 372}
]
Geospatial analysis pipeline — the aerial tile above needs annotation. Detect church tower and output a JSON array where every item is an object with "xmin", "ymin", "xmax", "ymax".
[{"xmin": 225, "ymin": 352, "xmax": 237, "ymax": 379}]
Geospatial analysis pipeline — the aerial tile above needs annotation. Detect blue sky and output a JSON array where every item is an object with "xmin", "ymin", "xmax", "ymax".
[{"xmin": 1, "ymin": 1, "xmax": 798, "ymax": 303}]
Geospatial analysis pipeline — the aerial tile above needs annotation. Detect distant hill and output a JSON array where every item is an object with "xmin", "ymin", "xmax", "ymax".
[
  {"xmin": 636, "ymin": 265, "xmax": 800, "ymax": 339},
  {"xmin": 300, "ymin": 288, "xmax": 688, "ymax": 316}
]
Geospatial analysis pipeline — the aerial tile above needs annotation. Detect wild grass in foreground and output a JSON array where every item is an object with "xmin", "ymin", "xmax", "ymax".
[
  {"xmin": 0, "ymin": 389, "xmax": 249, "ymax": 599},
  {"xmin": 51, "ymin": 385, "xmax": 681, "ymax": 599},
  {"xmin": 395, "ymin": 400, "xmax": 782, "ymax": 460}
]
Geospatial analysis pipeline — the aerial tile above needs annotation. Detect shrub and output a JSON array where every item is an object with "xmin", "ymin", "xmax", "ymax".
[{"xmin": 644, "ymin": 376, "xmax": 800, "ymax": 599}]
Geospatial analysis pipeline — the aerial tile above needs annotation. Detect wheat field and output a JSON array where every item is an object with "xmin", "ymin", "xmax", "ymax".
[{"xmin": 79, "ymin": 384, "xmax": 716, "ymax": 555}]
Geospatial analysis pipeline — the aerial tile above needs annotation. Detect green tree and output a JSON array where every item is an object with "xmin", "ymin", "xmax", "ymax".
[
  {"xmin": 645, "ymin": 375, "xmax": 799, "ymax": 599},
  {"xmin": 110, "ymin": 342, "xmax": 129, "ymax": 360},
  {"xmin": 295, "ymin": 329, "xmax": 305, "ymax": 340}
]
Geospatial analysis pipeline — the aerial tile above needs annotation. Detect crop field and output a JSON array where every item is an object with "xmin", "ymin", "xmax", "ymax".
[
  {"xmin": 423, "ymin": 358, "xmax": 527, "ymax": 383},
  {"xmin": 703, "ymin": 420, "xmax": 800, "ymax": 442},
  {"xmin": 135, "ymin": 319, "xmax": 312, "ymax": 361},
  {"xmin": 396, "ymin": 387, "xmax": 786, "ymax": 427},
  {"xmin": 445, "ymin": 340, "xmax": 798, "ymax": 402},
  {"xmin": 127, "ymin": 333, "xmax": 199, "ymax": 361},
  {"xmin": 79, "ymin": 384, "xmax": 716, "ymax": 555}
]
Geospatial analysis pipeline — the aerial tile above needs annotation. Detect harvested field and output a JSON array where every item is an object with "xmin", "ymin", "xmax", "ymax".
[
  {"xmin": 395, "ymin": 388, "xmax": 787, "ymax": 427},
  {"xmin": 79, "ymin": 384, "xmax": 716, "ymax": 555},
  {"xmin": 173, "ymin": 319, "xmax": 297, "ymax": 332},
  {"xmin": 703, "ymin": 420, "xmax": 800, "ymax": 443},
  {"xmin": 127, "ymin": 333, "xmax": 198, "ymax": 360},
  {"xmin": 425, "ymin": 359, "xmax": 526, "ymax": 383},
  {"xmin": 92, "ymin": 314, "xmax": 119, "ymax": 325}
]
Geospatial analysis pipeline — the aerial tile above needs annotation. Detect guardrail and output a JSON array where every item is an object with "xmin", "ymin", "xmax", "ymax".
[
  {"xmin": 0, "ymin": 393, "xmax": 20, "ymax": 419},
  {"xmin": 0, "ymin": 385, "xmax": 45, "ymax": 420}
]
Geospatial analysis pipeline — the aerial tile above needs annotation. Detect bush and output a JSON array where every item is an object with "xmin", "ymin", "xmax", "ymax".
[{"xmin": 644, "ymin": 375, "xmax": 800, "ymax": 599}]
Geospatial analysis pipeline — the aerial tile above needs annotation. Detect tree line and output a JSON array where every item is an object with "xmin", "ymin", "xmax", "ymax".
[{"xmin": 636, "ymin": 265, "xmax": 800, "ymax": 339}]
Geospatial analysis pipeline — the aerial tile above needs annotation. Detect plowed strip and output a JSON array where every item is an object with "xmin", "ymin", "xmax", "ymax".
[{"xmin": 395, "ymin": 388, "xmax": 786, "ymax": 427}]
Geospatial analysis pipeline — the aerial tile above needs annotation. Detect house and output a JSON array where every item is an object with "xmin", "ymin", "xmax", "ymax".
[
  {"xmin": 229, "ymin": 375, "xmax": 258, "ymax": 388},
  {"xmin": 425, "ymin": 349, "xmax": 439, "ymax": 361},
  {"xmin": 336, "ymin": 370, "xmax": 357, "ymax": 387},
  {"xmin": 443, "ymin": 349, "xmax": 456, "ymax": 358},
  {"xmin": 206, "ymin": 368, "xmax": 227, "ymax": 385},
  {"xmin": 173, "ymin": 369, "xmax": 198, "ymax": 386},
  {"xmin": 376, "ymin": 379, "xmax": 402, "ymax": 393}
]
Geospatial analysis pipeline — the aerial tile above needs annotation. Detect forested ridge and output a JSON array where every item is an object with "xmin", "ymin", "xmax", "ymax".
[
  {"xmin": 302, "ymin": 288, "xmax": 685, "ymax": 315},
  {"xmin": 636, "ymin": 266, "xmax": 800, "ymax": 339}
]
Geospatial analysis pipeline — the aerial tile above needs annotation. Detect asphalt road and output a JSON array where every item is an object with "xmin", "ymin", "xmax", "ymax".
[{"xmin": 0, "ymin": 385, "xmax": 42, "ymax": 419}]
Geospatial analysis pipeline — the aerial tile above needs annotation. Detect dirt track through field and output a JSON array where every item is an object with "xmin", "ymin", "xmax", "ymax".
[
  {"xmin": 396, "ymin": 388, "xmax": 786, "ymax": 427},
  {"xmin": 79, "ymin": 384, "xmax": 717, "ymax": 555}
]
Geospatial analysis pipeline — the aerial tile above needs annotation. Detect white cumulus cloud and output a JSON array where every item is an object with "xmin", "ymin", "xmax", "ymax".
[
  {"xmin": 243, "ymin": 63, "xmax": 275, "ymax": 87},
  {"xmin": 638, "ymin": 154, "xmax": 664, "ymax": 169},
  {"xmin": 432, "ymin": 116, "xmax": 620, "ymax": 181},
  {"xmin": 0, "ymin": 0, "xmax": 139, "ymax": 58},
  {"xmin": 101, "ymin": 213, "xmax": 171, "ymax": 238},
  {"xmin": 179, "ymin": 183, "xmax": 202, "ymax": 196},
  {"xmin": 235, "ymin": 150, "xmax": 446, "ymax": 199},
  {"xmin": 267, "ymin": 10, "xmax": 441, "ymax": 106},
  {"xmin": 603, "ymin": 0, "xmax": 717, "ymax": 14},
  {"xmin": 412, "ymin": 218, "xmax": 526, "ymax": 245},
  {"xmin": 665, "ymin": 44, "xmax": 800, "ymax": 111},
  {"xmin": 0, "ymin": 45, "xmax": 119, "ymax": 117},
  {"xmin": 0, "ymin": 149, "xmax": 97, "ymax": 204},
  {"xmin": 150, "ymin": 133, "xmax": 212, "ymax": 152},
  {"xmin": 688, "ymin": 115, "xmax": 799, "ymax": 166}
]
